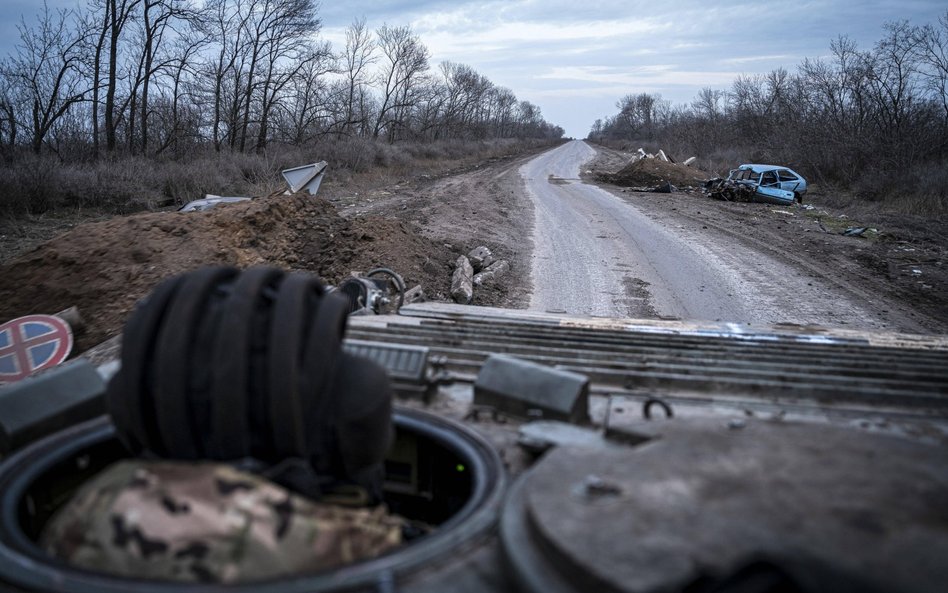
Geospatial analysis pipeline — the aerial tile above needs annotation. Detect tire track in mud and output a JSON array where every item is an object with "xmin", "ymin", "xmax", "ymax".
[
  {"xmin": 623, "ymin": 203, "xmax": 931, "ymax": 334},
  {"xmin": 582, "ymin": 143, "xmax": 947, "ymax": 334},
  {"xmin": 523, "ymin": 141, "xmax": 896, "ymax": 330},
  {"xmin": 524, "ymin": 140, "xmax": 751, "ymax": 321}
]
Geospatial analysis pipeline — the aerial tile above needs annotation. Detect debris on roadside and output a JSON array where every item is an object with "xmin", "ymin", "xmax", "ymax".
[
  {"xmin": 179, "ymin": 161, "xmax": 330, "ymax": 213},
  {"xmin": 178, "ymin": 195, "xmax": 251, "ymax": 212},
  {"xmin": 704, "ymin": 164, "xmax": 805, "ymax": 206},
  {"xmin": 468, "ymin": 246, "xmax": 494, "ymax": 272},
  {"xmin": 652, "ymin": 182, "xmax": 677, "ymax": 194},
  {"xmin": 282, "ymin": 161, "xmax": 328, "ymax": 195},
  {"xmin": 625, "ymin": 147, "xmax": 683, "ymax": 165},
  {"xmin": 447, "ymin": 244, "xmax": 513, "ymax": 299},
  {"xmin": 843, "ymin": 227, "xmax": 869, "ymax": 237},
  {"xmin": 451, "ymin": 256, "xmax": 474, "ymax": 304},
  {"xmin": 403, "ymin": 285, "xmax": 425, "ymax": 305},
  {"xmin": 332, "ymin": 267, "xmax": 406, "ymax": 315},
  {"xmin": 474, "ymin": 260, "xmax": 510, "ymax": 286}
]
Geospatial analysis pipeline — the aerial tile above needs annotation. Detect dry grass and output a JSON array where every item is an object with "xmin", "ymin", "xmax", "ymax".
[
  {"xmin": 0, "ymin": 138, "xmax": 551, "ymax": 220},
  {"xmin": 589, "ymin": 138, "xmax": 948, "ymax": 217}
]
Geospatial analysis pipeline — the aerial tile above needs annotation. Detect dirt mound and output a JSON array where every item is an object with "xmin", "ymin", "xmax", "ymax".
[
  {"xmin": 604, "ymin": 158, "xmax": 706, "ymax": 188},
  {"xmin": 0, "ymin": 196, "xmax": 454, "ymax": 352}
]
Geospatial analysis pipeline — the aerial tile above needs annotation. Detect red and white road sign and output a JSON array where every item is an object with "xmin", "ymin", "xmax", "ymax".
[{"xmin": 0, "ymin": 314, "xmax": 73, "ymax": 385}]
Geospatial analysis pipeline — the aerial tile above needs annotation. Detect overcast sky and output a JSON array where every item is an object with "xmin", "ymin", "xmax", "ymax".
[{"xmin": 3, "ymin": 0, "xmax": 946, "ymax": 138}]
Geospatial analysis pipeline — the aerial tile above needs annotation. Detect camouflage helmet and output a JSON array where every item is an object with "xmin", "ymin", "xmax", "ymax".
[{"xmin": 106, "ymin": 266, "xmax": 393, "ymax": 499}]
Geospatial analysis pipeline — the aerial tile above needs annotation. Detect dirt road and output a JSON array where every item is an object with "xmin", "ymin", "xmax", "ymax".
[
  {"xmin": 526, "ymin": 141, "xmax": 746, "ymax": 320},
  {"xmin": 2, "ymin": 139, "xmax": 944, "ymax": 354},
  {"xmin": 524, "ymin": 141, "xmax": 925, "ymax": 331}
]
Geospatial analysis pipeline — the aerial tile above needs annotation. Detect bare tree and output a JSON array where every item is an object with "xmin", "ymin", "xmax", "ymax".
[
  {"xmin": 491, "ymin": 86, "xmax": 517, "ymax": 138},
  {"xmin": 277, "ymin": 45, "xmax": 334, "ymax": 144},
  {"xmin": 128, "ymin": 0, "xmax": 194, "ymax": 154},
  {"xmin": 199, "ymin": 0, "xmax": 248, "ymax": 151},
  {"xmin": 252, "ymin": 0, "xmax": 322, "ymax": 152},
  {"xmin": 373, "ymin": 24, "xmax": 429, "ymax": 142},
  {"xmin": 2, "ymin": 5, "xmax": 89, "ymax": 154},
  {"xmin": 866, "ymin": 21, "xmax": 923, "ymax": 140},
  {"xmin": 79, "ymin": 0, "xmax": 111, "ymax": 157},
  {"xmin": 0, "ymin": 72, "xmax": 18, "ymax": 153},
  {"xmin": 152, "ymin": 24, "xmax": 209, "ymax": 156},
  {"xmin": 338, "ymin": 18, "xmax": 376, "ymax": 138},
  {"xmin": 915, "ymin": 11, "xmax": 948, "ymax": 123},
  {"xmin": 104, "ymin": 0, "xmax": 142, "ymax": 152}
]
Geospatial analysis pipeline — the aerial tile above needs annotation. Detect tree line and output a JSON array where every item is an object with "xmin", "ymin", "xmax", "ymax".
[
  {"xmin": 0, "ymin": 0, "xmax": 563, "ymax": 161},
  {"xmin": 589, "ymin": 14, "xmax": 948, "ymax": 207}
]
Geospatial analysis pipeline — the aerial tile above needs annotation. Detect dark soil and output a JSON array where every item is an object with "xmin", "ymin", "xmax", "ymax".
[
  {"xmin": 0, "ymin": 195, "xmax": 454, "ymax": 352},
  {"xmin": 335, "ymin": 150, "xmax": 539, "ymax": 310},
  {"xmin": 0, "ymin": 143, "xmax": 549, "ymax": 356},
  {"xmin": 598, "ymin": 157, "xmax": 706, "ymax": 189}
]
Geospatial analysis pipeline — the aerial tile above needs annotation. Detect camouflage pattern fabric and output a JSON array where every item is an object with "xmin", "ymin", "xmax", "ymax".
[{"xmin": 41, "ymin": 460, "xmax": 404, "ymax": 583}]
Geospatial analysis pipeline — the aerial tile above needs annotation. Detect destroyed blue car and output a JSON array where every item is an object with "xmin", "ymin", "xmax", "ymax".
[{"xmin": 705, "ymin": 164, "xmax": 807, "ymax": 205}]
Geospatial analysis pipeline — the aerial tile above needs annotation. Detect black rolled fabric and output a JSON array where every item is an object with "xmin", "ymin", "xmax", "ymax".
[{"xmin": 104, "ymin": 266, "xmax": 394, "ymax": 499}]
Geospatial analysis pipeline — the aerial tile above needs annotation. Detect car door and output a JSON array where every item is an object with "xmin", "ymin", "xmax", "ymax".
[
  {"xmin": 760, "ymin": 170, "xmax": 779, "ymax": 187},
  {"xmin": 776, "ymin": 169, "xmax": 801, "ymax": 193}
]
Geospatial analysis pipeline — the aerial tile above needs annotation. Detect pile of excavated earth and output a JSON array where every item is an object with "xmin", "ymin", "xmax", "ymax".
[
  {"xmin": 0, "ymin": 195, "xmax": 456, "ymax": 352},
  {"xmin": 600, "ymin": 157, "xmax": 706, "ymax": 190},
  {"xmin": 0, "ymin": 143, "xmax": 545, "ymax": 357}
]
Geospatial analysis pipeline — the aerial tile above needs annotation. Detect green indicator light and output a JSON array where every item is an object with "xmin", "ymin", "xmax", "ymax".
[{"xmin": 455, "ymin": 464, "xmax": 466, "ymax": 472}]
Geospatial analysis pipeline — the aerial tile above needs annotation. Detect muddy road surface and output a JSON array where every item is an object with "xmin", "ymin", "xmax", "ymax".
[
  {"xmin": 2, "ymin": 139, "xmax": 944, "ymax": 353},
  {"xmin": 523, "ymin": 140, "xmax": 936, "ymax": 333},
  {"xmin": 525, "ymin": 141, "xmax": 747, "ymax": 320}
]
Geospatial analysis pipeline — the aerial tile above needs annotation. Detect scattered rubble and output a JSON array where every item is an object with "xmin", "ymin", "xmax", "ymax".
[
  {"xmin": 177, "ymin": 162, "xmax": 331, "ymax": 214},
  {"xmin": 843, "ymin": 227, "xmax": 869, "ymax": 237},
  {"xmin": 449, "ymin": 245, "xmax": 512, "ymax": 298},
  {"xmin": 179, "ymin": 196, "xmax": 250, "ymax": 212},
  {"xmin": 474, "ymin": 260, "xmax": 510, "ymax": 286},
  {"xmin": 403, "ymin": 285, "xmax": 425, "ymax": 305},
  {"xmin": 468, "ymin": 246, "xmax": 494, "ymax": 272},
  {"xmin": 451, "ymin": 256, "xmax": 474, "ymax": 304}
]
